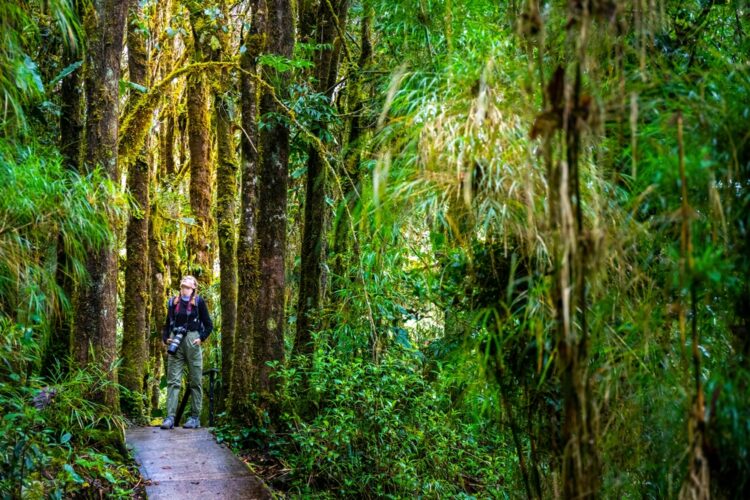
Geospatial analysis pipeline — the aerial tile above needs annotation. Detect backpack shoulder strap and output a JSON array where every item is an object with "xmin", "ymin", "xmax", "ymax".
[{"xmin": 167, "ymin": 296, "xmax": 176, "ymax": 325}]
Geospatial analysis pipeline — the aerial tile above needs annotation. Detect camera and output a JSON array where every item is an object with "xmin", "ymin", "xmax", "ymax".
[{"xmin": 167, "ymin": 326, "xmax": 187, "ymax": 355}]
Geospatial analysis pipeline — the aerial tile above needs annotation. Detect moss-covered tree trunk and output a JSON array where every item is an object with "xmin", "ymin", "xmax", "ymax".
[
  {"xmin": 229, "ymin": 0, "xmax": 266, "ymax": 422},
  {"xmin": 186, "ymin": 3, "xmax": 213, "ymax": 282},
  {"xmin": 121, "ymin": 3, "xmax": 151, "ymax": 420},
  {"xmin": 148, "ymin": 203, "xmax": 167, "ymax": 415},
  {"xmin": 48, "ymin": 10, "xmax": 84, "ymax": 376},
  {"xmin": 211, "ymin": 2, "xmax": 238, "ymax": 412},
  {"xmin": 161, "ymin": 111, "xmax": 176, "ymax": 177},
  {"xmin": 147, "ymin": 0, "xmax": 176, "ymax": 417},
  {"xmin": 253, "ymin": 0, "xmax": 294, "ymax": 419},
  {"xmin": 295, "ymin": 0, "xmax": 349, "ymax": 360},
  {"xmin": 73, "ymin": 0, "xmax": 127, "ymax": 409},
  {"xmin": 59, "ymin": 45, "xmax": 83, "ymax": 171}
]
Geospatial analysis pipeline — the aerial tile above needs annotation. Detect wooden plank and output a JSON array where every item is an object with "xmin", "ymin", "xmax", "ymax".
[{"xmin": 127, "ymin": 427, "xmax": 271, "ymax": 499}]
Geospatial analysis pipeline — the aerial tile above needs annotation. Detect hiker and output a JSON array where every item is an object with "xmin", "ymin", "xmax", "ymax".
[{"xmin": 160, "ymin": 275, "xmax": 213, "ymax": 429}]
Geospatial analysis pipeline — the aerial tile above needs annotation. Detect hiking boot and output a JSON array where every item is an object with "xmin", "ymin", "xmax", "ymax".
[
  {"xmin": 160, "ymin": 416, "xmax": 174, "ymax": 429},
  {"xmin": 183, "ymin": 417, "xmax": 200, "ymax": 429}
]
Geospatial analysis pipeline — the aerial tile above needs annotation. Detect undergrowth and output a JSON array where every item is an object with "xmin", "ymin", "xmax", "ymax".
[
  {"xmin": 0, "ymin": 320, "xmax": 141, "ymax": 499},
  {"xmin": 215, "ymin": 343, "xmax": 514, "ymax": 498}
]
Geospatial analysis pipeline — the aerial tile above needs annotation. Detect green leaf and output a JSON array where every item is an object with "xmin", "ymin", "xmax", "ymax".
[
  {"xmin": 210, "ymin": 35, "xmax": 221, "ymax": 52},
  {"xmin": 120, "ymin": 80, "xmax": 148, "ymax": 94},
  {"xmin": 47, "ymin": 60, "xmax": 83, "ymax": 88},
  {"xmin": 24, "ymin": 56, "xmax": 45, "ymax": 93},
  {"xmin": 60, "ymin": 432, "xmax": 71, "ymax": 444},
  {"xmin": 63, "ymin": 464, "xmax": 83, "ymax": 484}
]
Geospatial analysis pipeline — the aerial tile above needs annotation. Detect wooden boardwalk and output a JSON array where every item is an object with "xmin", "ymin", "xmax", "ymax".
[{"xmin": 126, "ymin": 427, "xmax": 271, "ymax": 499}]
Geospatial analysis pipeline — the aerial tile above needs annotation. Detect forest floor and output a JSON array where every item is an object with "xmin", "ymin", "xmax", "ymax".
[{"xmin": 126, "ymin": 426, "xmax": 272, "ymax": 499}]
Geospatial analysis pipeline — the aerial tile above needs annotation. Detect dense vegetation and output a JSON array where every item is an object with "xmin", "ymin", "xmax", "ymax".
[{"xmin": 1, "ymin": 0, "xmax": 749, "ymax": 498}]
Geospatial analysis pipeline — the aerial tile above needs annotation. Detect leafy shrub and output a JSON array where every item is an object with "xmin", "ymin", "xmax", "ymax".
[
  {"xmin": 245, "ymin": 346, "xmax": 510, "ymax": 498},
  {"xmin": 0, "ymin": 321, "xmax": 138, "ymax": 499},
  {"xmin": 0, "ymin": 137, "xmax": 118, "ymax": 331}
]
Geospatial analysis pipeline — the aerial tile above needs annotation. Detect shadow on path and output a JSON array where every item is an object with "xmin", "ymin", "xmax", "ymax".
[{"xmin": 127, "ymin": 427, "xmax": 271, "ymax": 499}]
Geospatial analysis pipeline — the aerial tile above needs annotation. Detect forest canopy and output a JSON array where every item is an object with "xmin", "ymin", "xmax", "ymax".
[{"xmin": 1, "ymin": 0, "xmax": 749, "ymax": 498}]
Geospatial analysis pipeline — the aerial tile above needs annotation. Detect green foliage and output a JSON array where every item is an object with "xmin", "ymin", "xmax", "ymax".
[
  {"xmin": 283, "ymin": 0, "xmax": 749, "ymax": 497},
  {"xmin": 0, "ymin": 321, "xmax": 138, "ymax": 499},
  {"xmin": 0, "ymin": 0, "xmax": 80, "ymax": 133},
  {"xmin": 228, "ymin": 347, "xmax": 511, "ymax": 498},
  {"xmin": 0, "ymin": 138, "xmax": 118, "ymax": 327},
  {"xmin": 1, "ymin": 0, "xmax": 749, "ymax": 498},
  {"xmin": 258, "ymin": 54, "xmax": 314, "ymax": 73},
  {"xmin": 706, "ymin": 363, "xmax": 750, "ymax": 496}
]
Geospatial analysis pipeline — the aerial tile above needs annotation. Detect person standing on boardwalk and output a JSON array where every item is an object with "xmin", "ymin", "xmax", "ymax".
[{"xmin": 160, "ymin": 275, "xmax": 213, "ymax": 429}]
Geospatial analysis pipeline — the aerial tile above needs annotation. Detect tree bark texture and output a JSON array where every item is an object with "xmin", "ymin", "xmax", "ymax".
[
  {"xmin": 121, "ymin": 3, "xmax": 151, "ymax": 420},
  {"xmin": 295, "ymin": 0, "xmax": 349, "ymax": 358},
  {"xmin": 230, "ymin": 0, "xmax": 266, "ymax": 422},
  {"xmin": 74, "ymin": 0, "xmax": 127, "ymax": 409},
  {"xmin": 161, "ymin": 111, "xmax": 176, "ymax": 177},
  {"xmin": 187, "ymin": 73, "xmax": 212, "ymax": 280},
  {"xmin": 186, "ymin": 6, "xmax": 213, "ymax": 281},
  {"xmin": 211, "ymin": 8, "xmax": 238, "ymax": 412},
  {"xmin": 148, "ymin": 202, "xmax": 167, "ymax": 415},
  {"xmin": 47, "ymin": 30, "xmax": 84, "ymax": 376},
  {"xmin": 59, "ymin": 48, "xmax": 83, "ymax": 170},
  {"xmin": 253, "ymin": 0, "xmax": 294, "ymax": 417},
  {"xmin": 145, "ymin": 0, "xmax": 175, "ymax": 416}
]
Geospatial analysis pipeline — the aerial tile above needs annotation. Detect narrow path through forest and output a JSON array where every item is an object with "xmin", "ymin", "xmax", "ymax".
[{"xmin": 126, "ymin": 427, "xmax": 271, "ymax": 499}]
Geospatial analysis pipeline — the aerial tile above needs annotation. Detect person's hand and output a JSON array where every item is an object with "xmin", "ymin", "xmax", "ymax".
[{"xmin": 192, "ymin": 338, "xmax": 201, "ymax": 346}]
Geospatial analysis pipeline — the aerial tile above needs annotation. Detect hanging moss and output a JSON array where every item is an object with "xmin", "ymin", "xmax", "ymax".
[{"xmin": 118, "ymin": 61, "xmax": 237, "ymax": 171}]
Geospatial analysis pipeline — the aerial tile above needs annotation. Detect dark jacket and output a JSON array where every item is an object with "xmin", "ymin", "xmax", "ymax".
[{"xmin": 162, "ymin": 295, "xmax": 213, "ymax": 343}]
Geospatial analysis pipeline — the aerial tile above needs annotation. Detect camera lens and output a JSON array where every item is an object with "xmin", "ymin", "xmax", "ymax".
[{"xmin": 167, "ymin": 329, "xmax": 184, "ymax": 355}]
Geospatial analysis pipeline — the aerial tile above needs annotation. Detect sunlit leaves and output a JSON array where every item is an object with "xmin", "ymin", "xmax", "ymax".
[
  {"xmin": 0, "ymin": 139, "xmax": 118, "ymax": 325},
  {"xmin": 258, "ymin": 54, "xmax": 314, "ymax": 72}
]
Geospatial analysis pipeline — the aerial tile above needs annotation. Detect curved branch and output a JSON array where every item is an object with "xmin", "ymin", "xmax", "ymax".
[{"xmin": 118, "ymin": 61, "xmax": 237, "ymax": 167}]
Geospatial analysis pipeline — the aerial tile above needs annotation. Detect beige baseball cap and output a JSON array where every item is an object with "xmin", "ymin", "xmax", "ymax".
[{"xmin": 180, "ymin": 275, "xmax": 197, "ymax": 290}]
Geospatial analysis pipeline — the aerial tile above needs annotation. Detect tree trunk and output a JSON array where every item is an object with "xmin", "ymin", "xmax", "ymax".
[
  {"xmin": 59, "ymin": 42, "xmax": 84, "ymax": 171},
  {"xmin": 47, "ymin": 24, "xmax": 84, "ymax": 376},
  {"xmin": 230, "ymin": 0, "xmax": 266, "ymax": 422},
  {"xmin": 121, "ymin": 2, "xmax": 151, "ymax": 420},
  {"xmin": 331, "ymin": 11, "xmax": 371, "ymax": 298},
  {"xmin": 295, "ymin": 0, "xmax": 349, "ymax": 359},
  {"xmin": 148, "ymin": 203, "xmax": 167, "ymax": 415},
  {"xmin": 147, "ymin": 0, "xmax": 174, "ymax": 417},
  {"xmin": 556, "ymin": 64, "xmax": 600, "ymax": 500},
  {"xmin": 253, "ymin": 0, "xmax": 295, "ymax": 419},
  {"xmin": 162, "ymin": 110, "xmax": 176, "ymax": 177},
  {"xmin": 74, "ymin": 0, "xmax": 127, "ymax": 410},
  {"xmin": 186, "ymin": 8, "xmax": 213, "ymax": 282},
  {"xmin": 212, "ymin": 4, "xmax": 238, "ymax": 413}
]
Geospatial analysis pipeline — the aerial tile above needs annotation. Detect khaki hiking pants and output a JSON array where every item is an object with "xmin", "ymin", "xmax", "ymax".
[{"xmin": 166, "ymin": 330, "xmax": 203, "ymax": 419}]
